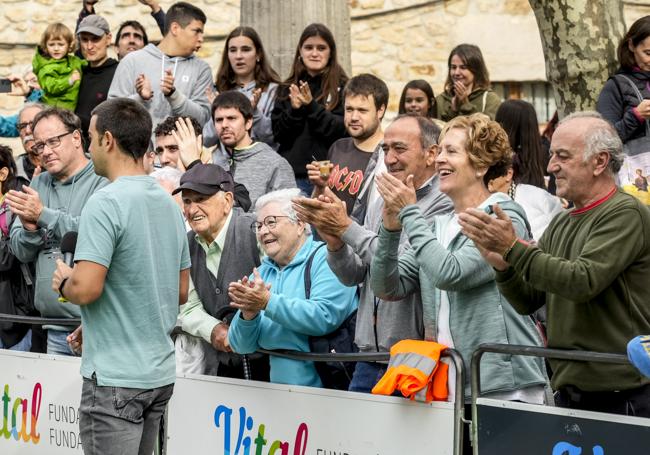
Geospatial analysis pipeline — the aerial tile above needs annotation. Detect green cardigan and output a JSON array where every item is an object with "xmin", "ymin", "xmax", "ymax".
[
  {"xmin": 32, "ymin": 50, "xmax": 86, "ymax": 111},
  {"xmin": 496, "ymin": 188, "xmax": 650, "ymax": 392},
  {"xmin": 370, "ymin": 193, "xmax": 547, "ymax": 397},
  {"xmin": 436, "ymin": 88, "xmax": 501, "ymax": 121}
]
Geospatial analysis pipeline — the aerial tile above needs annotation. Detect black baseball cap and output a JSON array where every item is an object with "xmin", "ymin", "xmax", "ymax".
[{"xmin": 172, "ymin": 164, "xmax": 234, "ymax": 196}]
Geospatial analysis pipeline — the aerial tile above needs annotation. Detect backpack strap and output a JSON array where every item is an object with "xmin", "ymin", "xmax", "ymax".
[
  {"xmin": 303, "ymin": 243, "xmax": 325, "ymax": 299},
  {"xmin": 481, "ymin": 91, "xmax": 488, "ymax": 113}
]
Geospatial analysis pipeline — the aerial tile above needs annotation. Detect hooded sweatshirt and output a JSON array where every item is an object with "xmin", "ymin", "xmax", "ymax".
[
  {"xmin": 75, "ymin": 58, "xmax": 119, "ymax": 136},
  {"xmin": 108, "ymin": 43, "xmax": 212, "ymax": 127},
  {"xmin": 10, "ymin": 161, "xmax": 108, "ymax": 329},
  {"xmin": 212, "ymin": 141, "xmax": 296, "ymax": 207}
]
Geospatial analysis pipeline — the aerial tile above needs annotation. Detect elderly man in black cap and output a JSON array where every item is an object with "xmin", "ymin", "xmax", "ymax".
[{"xmin": 173, "ymin": 163, "xmax": 268, "ymax": 380}]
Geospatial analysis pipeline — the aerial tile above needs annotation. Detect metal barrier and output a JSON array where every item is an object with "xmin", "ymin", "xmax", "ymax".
[
  {"xmin": 470, "ymin": 343, "xmax": 633, "ymax": 455},
  {"xmin": 0, "ymin": 312, "xmax": 80, "ymax": 326},
  {"xmin": 262, "ymin": 347, "xmax": 467, "ymax": 455}
]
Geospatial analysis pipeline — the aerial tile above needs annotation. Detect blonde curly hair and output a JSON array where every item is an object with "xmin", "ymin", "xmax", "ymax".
[{"xmin": 439, "ymin": 113, "xmax": 513, "ymax": 185}]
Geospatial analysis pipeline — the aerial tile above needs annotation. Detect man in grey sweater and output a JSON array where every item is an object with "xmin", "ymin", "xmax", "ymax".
[
  {"xmin": 108, "ymin": 2, "xmax": 212, "ymax": 128},
  {"xmin": 293, "ymin": 114, "xmax": 453, "ymax": 392},
  {"xmin": 209, "ymin": 91, "xmax": 295, "ymax": 206}
]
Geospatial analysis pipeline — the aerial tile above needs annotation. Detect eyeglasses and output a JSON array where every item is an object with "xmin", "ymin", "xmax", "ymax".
[
  {"xmin": 16, "ymin": 121, "xmax": 32, "ymax": 132},
  {"xmin": 31, "ymin": 131, "xmax": 75, "ymax": 155},
  {"xmin": 250, "ymin": 215, "xmax": 291, "ymax": 233}
]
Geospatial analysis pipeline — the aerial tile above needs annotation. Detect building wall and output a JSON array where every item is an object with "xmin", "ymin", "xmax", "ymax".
[{"xmin": 0, "ymin": 0, "xmax": 649, "ymax": 150}]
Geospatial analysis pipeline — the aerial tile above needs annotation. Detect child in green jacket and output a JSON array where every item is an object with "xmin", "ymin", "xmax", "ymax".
[{"xmin": 32, "ymin": 23, "xmax": 86, "ymax": 111}]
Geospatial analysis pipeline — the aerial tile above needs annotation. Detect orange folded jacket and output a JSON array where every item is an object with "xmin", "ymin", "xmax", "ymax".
[{"xmin": 371, "ymin": 339, "xmax": 449, "ymax": 402}]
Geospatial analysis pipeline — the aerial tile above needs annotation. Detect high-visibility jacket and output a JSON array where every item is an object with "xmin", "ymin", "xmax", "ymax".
[{"xmin": 372, "ymin": 340, "xmax": 448, "ymax": 402}]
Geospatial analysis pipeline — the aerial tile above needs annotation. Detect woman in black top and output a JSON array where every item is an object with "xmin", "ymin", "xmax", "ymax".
[
  {"xmin": 272, "ymin": 23, "xmax": 348, "ymax": 194},
  {"xmin": 597, "ymin": 16, "xmax": 650, "ymax": 144}
]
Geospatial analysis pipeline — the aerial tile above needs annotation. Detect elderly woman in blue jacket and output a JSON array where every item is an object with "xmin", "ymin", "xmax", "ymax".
[
  {"xmin": 370, "ymin": 114, "xmax": 547, "ymax": 401},
  {"xmin": 228, "ymin": 188, "xmax": 358, "ymax": 387}
]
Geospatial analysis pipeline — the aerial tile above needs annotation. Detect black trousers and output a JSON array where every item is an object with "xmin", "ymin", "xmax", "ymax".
[{"xmin": 554, "ymin": 383, "xmax": 650, "ymax": 417}]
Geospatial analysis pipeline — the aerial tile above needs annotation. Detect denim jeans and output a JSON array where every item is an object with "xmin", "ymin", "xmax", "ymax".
[
  {"xmin": 0, "ymin": 329, "xmax": 32, "ymax": 351},
  {"xmin": 79, "ymin": 375, "xmax": 174, "ymax": 455},
  {"xmin": 348, "ymin": 361, "xmax": 388, "ymax": 393},
  {"xmin": 47, "ymin": 329, "xmax": 78, "ymax": 356}
]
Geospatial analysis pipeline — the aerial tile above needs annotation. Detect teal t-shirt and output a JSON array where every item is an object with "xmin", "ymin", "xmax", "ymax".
[{"xmin": 75, "ymin": 175, "xmax": 190, "ymax": 388}]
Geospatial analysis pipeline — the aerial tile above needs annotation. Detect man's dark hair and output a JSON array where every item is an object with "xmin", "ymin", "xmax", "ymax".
[
  {"xmin": 344, "ymin": 73, "xmax": 389, "ymax": 113},
  {"xmin": 164, "ymin": 2, "xmax": 206, "ymax": 35},
  {"xmin": 211, "ymin": 91, "xmax": 253, "ymax": 120},
  {"xmin": 91, "ymin": 99, "xmax": 152, "ymax": 160},
  {"xmin": 32, "ymin": 107, "xmax": 81, "ymax": 133},
  {"xmin": 154, "ymin": 116, "xmax": 202, "ymax": 137},
  {"xmin": 115, "ymin": 20, "xmax": 148, "ymax": 46}
]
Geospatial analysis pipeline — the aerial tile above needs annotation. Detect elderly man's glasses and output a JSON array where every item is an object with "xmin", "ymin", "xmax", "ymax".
[
  {"xmin": 251, "ymin": 216, "xmax": 291, "ymax": 233},
  {"xmin": 16, "ymin": 121, "xmax": 33, "ymax": 132},
  {"xmin": 31, "ymin": 130, "xmax": 75, "ymax": 155}
]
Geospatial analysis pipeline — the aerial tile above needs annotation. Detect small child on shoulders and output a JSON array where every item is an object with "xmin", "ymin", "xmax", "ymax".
[{"xmin": 32, "ymin": 23, "xmax": 86, "ymax": 111}]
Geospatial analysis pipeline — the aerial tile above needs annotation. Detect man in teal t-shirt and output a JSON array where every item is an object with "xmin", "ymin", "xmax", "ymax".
[{"xmin": 52, "ymin": 98, "xmax": 190, "ymax": 454}]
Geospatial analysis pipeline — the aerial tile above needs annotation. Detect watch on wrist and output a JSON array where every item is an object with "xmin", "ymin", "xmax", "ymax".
[{"xmin": 58, "ymin": 277, "xmax": 69, "ymax": 298}]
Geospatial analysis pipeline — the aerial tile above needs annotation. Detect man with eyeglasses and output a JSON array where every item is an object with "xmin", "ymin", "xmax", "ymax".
[
  {"xmin": 6, "ymin": 107, "xmax": 107, "ymax": 356},
  {"xmin": 172, "ymin": 163, "xmax": 269, "ymax": 380},
  {"xmin": 293, "ymin": 114, "xmax": 453, "ymax": 393},
  {"xmin": 14, "ymin": 103, "xmax": 46, "ymax": 182}
]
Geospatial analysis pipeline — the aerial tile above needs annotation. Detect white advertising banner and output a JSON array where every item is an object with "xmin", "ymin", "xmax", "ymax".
[
  {"xmin": 0, "ymin": 350, "xmax": 83, "ymax": 454},
  {"xmin": 0, "ymin": 350, "xmax": 456, "ymax": 455},
  {"xmin": 166, "ymin": 374, "xmax": 455, "ymax": 455}
]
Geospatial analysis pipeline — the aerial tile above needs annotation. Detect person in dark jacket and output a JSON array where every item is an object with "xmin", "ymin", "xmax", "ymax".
[
  {"xmin": 0, "ymin": 145, "xmax": 34, "ymax": 352},
  {"xmin": 75, "ymin": 15, "xmax": 118, "ymax": 143},
  {"xmin": 271, "ymin": 23, "xmax": 348, "ymax": 195},
  {"xmin": 597, "ymin": 15, "xmax": 650, "ymax": 145}
]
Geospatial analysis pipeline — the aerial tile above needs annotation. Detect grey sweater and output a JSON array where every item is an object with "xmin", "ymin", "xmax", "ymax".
[
  {"xmin": 108, "ymin": 44, "xmax": 212, "ymax": 127},
  {"xmin": 327, "ymin": 175, "xmax": 453, "ymax": 353},
  {"xmin": 213, "ymin": 141, "xmax": 296, "ymax": 207}
]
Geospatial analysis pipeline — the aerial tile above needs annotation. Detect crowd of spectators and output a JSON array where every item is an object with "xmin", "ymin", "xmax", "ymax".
[{"xmin": 1, "ymin": 3, "xmax": 650, "ymax": 454}]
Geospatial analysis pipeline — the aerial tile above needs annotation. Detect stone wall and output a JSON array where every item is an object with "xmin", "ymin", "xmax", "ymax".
[{"xmin": 1, "ymin": 0, "xmax": 649, "ymax": 151}]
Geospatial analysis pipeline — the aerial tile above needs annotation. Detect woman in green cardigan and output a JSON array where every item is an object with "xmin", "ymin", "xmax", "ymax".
[{"xmin": 436, "ymin": 44, "xmax": 502, "ymax": 121}]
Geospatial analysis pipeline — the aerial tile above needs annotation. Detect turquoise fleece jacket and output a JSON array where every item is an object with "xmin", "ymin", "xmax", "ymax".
[
  {"xmin": 370, "ymin": 193, "xmax": 547, "ymax": 397},
  {"xmin": 228, "ymin": 236, "xmax": 358, "ymax": 387}
]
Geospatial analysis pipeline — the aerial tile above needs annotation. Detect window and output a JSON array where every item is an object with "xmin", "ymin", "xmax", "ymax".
[{"xmin": 492, "ymin": 81, "xmax": 557, "ymax": 123}]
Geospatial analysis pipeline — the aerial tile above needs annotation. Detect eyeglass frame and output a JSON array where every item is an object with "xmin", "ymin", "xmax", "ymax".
[
  {"xmin": 16, "ymin": 121, "xmax": 33, "ymax": 132},
  {"xmin": 250, "ymin": 215, "xmax": 292, "ymax": 233},
  {"xmin": 31, "ymin": 130, "xmax": 76, "ymax": 155}
]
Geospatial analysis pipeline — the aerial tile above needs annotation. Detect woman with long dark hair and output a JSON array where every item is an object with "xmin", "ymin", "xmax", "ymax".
[
  {"xmin": 495, "ymin": 99, "xmax": 546, "ymax": 189},
  {"xmin": 436, "ymin": 44, "xmax": 501, "ymax": 121},
  {"xmin": 597, "ymin": 16, "xmax": 650, "ymax": 201},
  {"xmin": 204, "ymin": 26, "xmax": 280, "ymax": 148},
  {"xmin": 0, "ymin": 145, "xmax": 33, "ymax": 351},
  {"xmin": 272, "ymin": 23, "xmax": 348, "ymax": 194}
]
